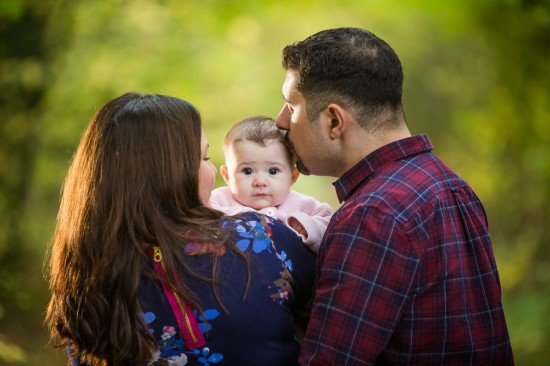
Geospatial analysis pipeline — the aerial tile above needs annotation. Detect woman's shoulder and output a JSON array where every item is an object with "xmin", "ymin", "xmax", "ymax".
[
  {"xmin": 221, "ymin": 212, "xmax": 299, "ymax": 253},
  {"xmin": 140, "ymin": 211, "xmax": 315, "ymax": 365},
  {"xmin": 229, "ymin": 211, "xmax": 273, "ymax": 222},
  {"xmin": 225, "ymin": 212, "xmax": 289, "ymax": 233},
  {"xmin": 225, "ymin": 212, "xmax": 309, "ymax": 247},
  {"xmin": 226, "ymin": 211, "xmax": 316, "ymax": 290}
]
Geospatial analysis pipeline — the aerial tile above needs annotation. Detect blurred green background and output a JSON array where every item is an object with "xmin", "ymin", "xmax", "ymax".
[{"xmin": 1, "ymin": 0, "xmax": 549, "ymax": 364}]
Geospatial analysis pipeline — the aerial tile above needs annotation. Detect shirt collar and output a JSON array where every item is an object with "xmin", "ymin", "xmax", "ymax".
[{"xmin": 333, "ymin": 134, "xmax": 434, "ymax": 203}]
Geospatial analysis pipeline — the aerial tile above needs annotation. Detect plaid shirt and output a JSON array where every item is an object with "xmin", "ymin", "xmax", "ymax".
[{"xmin": 299, "ymin": 134, "xmax": 514, "ymax": 366}]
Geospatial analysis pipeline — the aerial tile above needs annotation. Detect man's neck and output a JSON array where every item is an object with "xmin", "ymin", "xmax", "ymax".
[{"xmin": 338, "ymin": 124, "xmax": 412, "ymax": 177}]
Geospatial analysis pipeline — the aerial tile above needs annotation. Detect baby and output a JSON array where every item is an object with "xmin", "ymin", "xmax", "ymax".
[{"xmin": 210, "ymin": 116, "xmax": 332, "ymax": 253}]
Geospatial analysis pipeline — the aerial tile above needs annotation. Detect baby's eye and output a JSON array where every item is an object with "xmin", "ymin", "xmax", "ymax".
[
  {"xmin": 269, "ymin": 168, "xmax": 280, "ymax": 175},
  {"xmin": 242, "ymin": 168, "xmax": 253, "ymax": 175}
]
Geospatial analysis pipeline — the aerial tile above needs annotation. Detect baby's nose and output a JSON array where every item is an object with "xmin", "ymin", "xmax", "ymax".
[{"xmin": 253, "ymin": 176, "xmax": 267, "ymax": 187}]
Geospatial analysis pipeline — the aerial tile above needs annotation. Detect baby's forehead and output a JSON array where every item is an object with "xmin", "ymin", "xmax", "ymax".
[
  {"xmin": 226, "ymin": 139, "xmax": 292, "ymax": 164},
  {"xmin": 227, "ymin": 138, "xmax": 286, "ymax": 151}
]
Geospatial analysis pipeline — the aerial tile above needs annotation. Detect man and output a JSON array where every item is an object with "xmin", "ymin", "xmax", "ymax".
[{"xmin": 275, "ymin": 27, "xmax": 513, "ymax": 365}]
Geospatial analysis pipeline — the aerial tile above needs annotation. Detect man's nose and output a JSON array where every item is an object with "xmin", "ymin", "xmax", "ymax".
[{"xmin": 275, "ymin": 105, "xmax": 290, "ymax": 130}]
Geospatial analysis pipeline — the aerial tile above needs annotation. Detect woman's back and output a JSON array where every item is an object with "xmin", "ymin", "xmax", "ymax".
[
  {"xmin": 46, "ymin": 93, "xmax": 317, "ymax": 365},
  {"xmin": 139, "ymin": 212, "xmax": 316, "ymax": 365}
]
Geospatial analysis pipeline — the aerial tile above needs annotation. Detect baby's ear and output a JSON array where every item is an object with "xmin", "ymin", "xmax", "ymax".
[
  {"xmin": 220, "ymin": 165, "xmax": 230, "ymax": 184},
  {"xmin": 291, "ymin": 167, "xmax": 300, "ymax": 184}
]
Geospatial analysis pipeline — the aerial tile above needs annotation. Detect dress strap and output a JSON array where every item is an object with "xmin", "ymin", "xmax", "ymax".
[{"xmin": 148, "ymin": 246, "xmax": 206, "ymax": 350}]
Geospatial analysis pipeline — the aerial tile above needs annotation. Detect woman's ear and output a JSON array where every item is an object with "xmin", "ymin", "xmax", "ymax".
[{"xmin": 220, "ymin": 165, "xmax": 230, "ymax": 184}]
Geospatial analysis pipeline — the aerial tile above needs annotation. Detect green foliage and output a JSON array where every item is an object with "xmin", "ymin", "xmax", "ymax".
[
  {"xmin": 1, "ymin": 0, "xmax": 548, "ymax": 364},
  {"xmin": 0, "ymin": 337, "xmax": 26, "ymax": 364}
]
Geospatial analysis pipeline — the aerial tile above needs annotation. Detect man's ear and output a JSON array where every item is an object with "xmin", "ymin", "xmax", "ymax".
[
  {"xmin": 291, "ymin": 167, "xmax": 300, "ymax": 184},
  {"xmin": 220, "ymin": 165, "xmax": 230, "ymax": 184},
  {"xmin": 324, "ymin": 103, "xmax": 347, "ymax": 139}
]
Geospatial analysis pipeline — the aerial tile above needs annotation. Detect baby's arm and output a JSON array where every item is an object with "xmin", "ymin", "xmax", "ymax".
[
  {"xmin": 288, "ymin": 217, "xmax": 307, "ymax": 237},
  {"xmin": 287, "ymin": 208, "xmax": 331, "ymax": 253},
  {"xmin": 283, "ymin": 192, "xmax": 333, "ymax": 253}
]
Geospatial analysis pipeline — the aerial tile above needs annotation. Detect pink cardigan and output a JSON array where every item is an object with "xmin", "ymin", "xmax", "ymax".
[{"xmin": 210, "ymin": 186, "xmax": 332, "ymax": 252}]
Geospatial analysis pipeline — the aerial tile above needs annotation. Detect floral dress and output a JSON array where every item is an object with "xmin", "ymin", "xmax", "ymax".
[{"xmin": 139, "ymin": 212, "xmax": 316, "ymax": 366}]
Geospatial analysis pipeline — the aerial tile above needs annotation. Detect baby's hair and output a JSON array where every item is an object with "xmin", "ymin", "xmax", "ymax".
[{"xmin": 223, "ymin": 116, "xmax": 296, "ymax": 166}]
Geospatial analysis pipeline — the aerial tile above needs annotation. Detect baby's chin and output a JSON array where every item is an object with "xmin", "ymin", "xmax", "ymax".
[{"xmin": 241, "ymin": 197, "xmax": 283, "ymax": 210}]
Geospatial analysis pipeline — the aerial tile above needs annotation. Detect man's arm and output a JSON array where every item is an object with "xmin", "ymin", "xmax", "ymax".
[{"xmin": 299, "ymin": 206, "xmax": 419, "ymax": 365}]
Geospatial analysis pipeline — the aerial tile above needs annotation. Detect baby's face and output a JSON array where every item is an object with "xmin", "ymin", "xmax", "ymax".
[{"xmin": 221, "ymin": 139, "xmax": 298, "ymax": 210}]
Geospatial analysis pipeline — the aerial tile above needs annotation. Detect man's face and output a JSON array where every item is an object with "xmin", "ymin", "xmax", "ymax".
[{"xmin": 276, "ymin": 70, "xmax": 331, "ymax": 176}]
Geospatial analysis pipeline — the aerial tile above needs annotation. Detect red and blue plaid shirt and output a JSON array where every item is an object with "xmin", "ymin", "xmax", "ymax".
[{"xmin": 299, "ymin": 134, "xmax": 514, "ymax": 365}]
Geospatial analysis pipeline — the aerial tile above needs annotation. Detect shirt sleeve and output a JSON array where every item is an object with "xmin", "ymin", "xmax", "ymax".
[{"xmin": 299, "ymin": 205, "xmax": 420, "ymax": 365}]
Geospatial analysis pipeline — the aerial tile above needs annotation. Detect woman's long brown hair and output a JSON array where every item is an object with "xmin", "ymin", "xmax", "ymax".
[{"xmin": 45, "ymin": 92, "xmax": 247, "ymax": 365}]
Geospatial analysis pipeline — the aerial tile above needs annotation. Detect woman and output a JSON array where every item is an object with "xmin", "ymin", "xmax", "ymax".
[{"xmin": 45, "ymin": 92, "xmax": 316, "ymax": 365}]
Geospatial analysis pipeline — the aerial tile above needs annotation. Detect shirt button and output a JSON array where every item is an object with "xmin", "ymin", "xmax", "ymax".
[{"xmin": 266, "ymin": 208, "xmax": 275, "ymax": 217}]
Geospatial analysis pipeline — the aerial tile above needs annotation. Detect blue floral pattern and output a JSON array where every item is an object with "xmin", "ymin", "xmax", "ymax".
[
  {"xmin": 235, "ymin": 219, "xmax": 273, "ymax": 253},
  {"xmin": 142, "ymin": 309, "xmax": 224, "ymax": 361},
  {"xmin": 139, "ymin": 213, "xmax": 312, "ymax": 365}
]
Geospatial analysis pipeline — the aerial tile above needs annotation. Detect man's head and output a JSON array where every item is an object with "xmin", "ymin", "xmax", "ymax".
[
  {"xmin": 221, "ymin": 116, "xmax": 299, "ymax": 210},
  {"xmin": 276, "ymin": 27, "xmax": 408, "ymax": 177},
  {"xmin": 282, "ymin": 27, "xmax": 403, "ymax": 127}
]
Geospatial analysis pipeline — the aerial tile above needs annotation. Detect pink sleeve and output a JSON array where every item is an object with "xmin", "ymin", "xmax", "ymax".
[
  {"xmin": 209, "ymin": 186, "xmax": 254, "ymax": 216},
  {"xmin": 280, "ymin": 191, "xmax": 333, "ymax": 253}
]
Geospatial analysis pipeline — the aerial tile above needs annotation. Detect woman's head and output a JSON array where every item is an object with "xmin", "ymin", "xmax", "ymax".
[
  {"xmin": 47, "ymin": 92, "xmax": 221, "ymax": 364},
  {"xmin": 59, "ymin": 92, "xmax": 219, "ymax": 245},
  {"xmin": 80, "ymin": 92, "xmax": 206, "ymax": 215}
]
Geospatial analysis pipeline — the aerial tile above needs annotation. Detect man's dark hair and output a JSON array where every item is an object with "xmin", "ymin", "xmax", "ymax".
[{"xmin": 282, "ymin": 27, "xmax": 404, "ymax": 130}]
